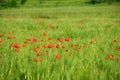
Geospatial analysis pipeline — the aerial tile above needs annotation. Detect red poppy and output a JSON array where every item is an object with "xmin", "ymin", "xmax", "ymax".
[
  {"xmin": 37, "ymin": 45, "xmax": 40, "ymax": 49},
  {"xmin": 118, "ymin": 46, "xmax": 120, "ymax": 51},
  {"xmin": 56, "ymin": 54, "xmax": 61, "ymax": 59},
  {"xmin": 34, "ymin": 57, "xmax": 39, "ymax": 61},
  {"xmin": 107, "ymin": 54, "xmax": 113, "ymax": 59},
  {"xmin": 70, "ymin": 44, "xmax": 74, "ymax": 47},
  {"xmin": 56, "ymin": 44, "xmax": 60, "ymax": 48},
  {"xmin": 22, "ymin": 43, "xmax": 26, "ymax": 47},
  {"xmin": 13, "ymin": 36, "xmax": 16, "ymax": 39},
  {"xmin": 12, "ymin": 43, "xmax": 19, "ymax": 49},
  {"xmin": 58, "ymin": 38, "xmax": 62, "ymax": 42},
  {"xmin": 48, "ymin": 43, "xmax": 54, "ymax": 48},
  {"xmin": 62, "ymin": 45, "xmax": 65, "ymax": 48},
  {"xmin": 43, "ymin": 32, "xmax": 46, "ymax": 36},
  {"xmin": 33, "ymin": 37, "xmax": 37, "ymax": 42},
  {"xmin": 41, "ymin": 37, "xmax": 45, "ymax": 42},
  {"xmin": 15, "ymin": 48, "xmax": 19, "ymax": 52},
  {"xmin": 26, "ymin": 38, "xmax": 32, "ymax": 42},
  {"xmin": 0, "ymin": 40, "xmax": 2, "ymax": 43},
  {"xmin": 34, "ymin": 47, "xmax": 39, "ymax": 52},
  {"xmin": 69, "ymin": 52, "xmax": 73, "ymax": 56},
  {"xmin": 43, "ymin": 44, "xmax": 47, "ymax": 48},
  {"xmin": 113, "ymin": 39, "xmax": 117, "ymax": 42},
  {"xmin": 8, "ymin": 35, "xmax": 12, "ymax": 39},
  {"xmin": 8, "ymin": 32, "xmax": 12, "ymax": 34},
  {"xmin": 48, "ymin": 37, "xmax": 52, "ymax": 41},
  {"xmin": 20, "ymin": 30, "xmax": 24, "ymax": 32},
  {"xmin": 37, "ymin": 52, "xmax": 42, "ymax": 56},
  {"xmin": 0, "ymin": 34, "xmax": 4, "ymax": 37},
  {"xmin": 77, "ymin": 46, "xmax": 81, "ymax": 52},
  {"xmin": 65, "ymin": 36, "xmax": 70, "ymax": 42},
  {"xmin": 45, "ymin": 51, "xmax": 48, "ymax": 55}
]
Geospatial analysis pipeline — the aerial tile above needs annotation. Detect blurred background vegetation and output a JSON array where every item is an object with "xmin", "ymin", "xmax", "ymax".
[{"xmin": 0, "ymin": 0, "xmax": 120, "ymax": 9}]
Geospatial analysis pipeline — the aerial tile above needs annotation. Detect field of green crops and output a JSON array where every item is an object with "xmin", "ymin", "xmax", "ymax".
[{"xmin": 0, "ymin": 5, "xmax": 120, "ymax": 80}]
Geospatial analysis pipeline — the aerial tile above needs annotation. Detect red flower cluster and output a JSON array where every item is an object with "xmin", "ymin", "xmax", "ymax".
[
  {"xmin": 118, "ymin": 46, "xmax": 120, "ymax": 51},
  {"xmin": 107, "ymin": 54, "xmax": 113, "ymax": 59},
  {"xmin": 58, "ymin": 38, "xmax": 62, "ymax": 42},
  {"xmin": 0, "ymin": 34, "xmax": 4, "ymax": 37},
  {"xmin": 48, "ymin": 43, "xmax": 54, "ymax": 48},
  {"xmin": 65, "ymin": 36, "xmax": 70, "ymax": 42},
  {"xmin": 11, "ymin": 42, "xmax": 20, "ymax": 52},
  {"xmin": 34, "ymin": 57, "xmax": 43, "ymax": 62},
  {"xmin": 56, "ymin": 54, "xmax": 61, "ymax": 59}
]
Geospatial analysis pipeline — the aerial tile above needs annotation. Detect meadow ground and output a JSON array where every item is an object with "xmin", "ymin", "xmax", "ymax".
[{"xmin": 0, "ymin": 5, "xmax": 120, "ymax": 80}]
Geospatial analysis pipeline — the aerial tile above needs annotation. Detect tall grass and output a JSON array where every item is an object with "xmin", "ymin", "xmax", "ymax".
[{"xmin": 0, "ymin": 6, "xmax": 120, "ymax": 80}]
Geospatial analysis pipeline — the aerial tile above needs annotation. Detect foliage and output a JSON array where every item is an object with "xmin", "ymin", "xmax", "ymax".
[
  {"xmin": 0, "ymin": 0, "xmax": 27, "ymax": 8},
  {"xmin": 0, "ymin": 6, "xmax": 120, "ymax": 80},
  {"xmin": 21, "ymin": 0, "xmax": 27, "ymax": 5}
]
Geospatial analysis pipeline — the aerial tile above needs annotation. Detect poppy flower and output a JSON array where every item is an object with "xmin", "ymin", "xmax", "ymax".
[
  {"xmin": 62, "ymin": 45, "xmax": 65, "ymax": 48},
  {"xmin": 0, "ymin": 34, "xmax": 4, "ymax": 37},
  {"xmin": 41, "ymin": 37, "xmax": 45, "ymax": 42},
  {"xmin": 12, "ymin": 43, "xmax": 19, "ymax": 49},
  {"xmin": 113, "ymin": 39, "xmax": 117, "ymax": 42},
  {"xmin": 48, "ymin": 43, "xmax": 54, "ymax": 48},
  {"xmin": 34, "ymin": 47, "xmax": 39, "ymax": 52},
  {"xmin": 0, "ymin": 40, "xmax": 2, "ymax": 43},
  {"xmin": 34, "ymin": 57, "xmax": 39, "ymax": 61},
  {"xmin": 118, "ymin": 46, "xmax": 120, "ymax": 51},
  {"xmin": 70, "ymin": 44, "xmax": 74, "ymax": 47},
  {"xmin": 37, "ymin": 45, "xmax": 40, "ymax": 49},
  {"xmin": 58, "ymin": 38, "xmax": 62, "ymax": 42},
  {"xmin": 107, "ymin": 54, "xmax": 113, "ymax": 59},
  {"xmin": 56, "ymin": 54, "xmax": 61, "ymax": 59},
  {"xmin": 15, "ymin": 48, "xmax": 19, "ymax": 52},
  {"xmin": 37, "ymin": 52, "xmax": 42, "ymax": 56},
  {"xmin": 33, "ymin": 37, "xmax": 37, "ymax": 42},
  {"xmin": 43, "ymin": 44, "xmax": 47, "ymax": 48},
  {"xmin": 21, "ymin": 30, "xmax": 24, "ymax": 32},
  {"xmin": 48, "ymin": 37, "xmax": 52, "ymax": 42},
  {"xmin": 26, "ymin": 38, "xmax": 32, "ymax": 42},
  {"xmin": 69, "ymin": 52, "xmax": 73, "ymax": 56},
  {"xmin": 43, "ymin": 32, "xmax": 46, "ymax": 36},
  {"xmin": 65, "ymin": 36, "xmax": 70, "ymax": 42},
  {"xmin": 56, "ymin": 44, "xmax": 60, "ymax": 48},
  {"xmin": 8, "ymin": 32, "xmax": 12, "ymax": 34},
  {"xmin": 45, "ymin": 51, "xmax": 48, "ymax": 55},
  {"xmin": 8, "ymin": 35, "xmax": 12, "ymax": 39},
  {"xmin": 13, "ymin": 36, "xmax": 16, "ymax": 39},
  {"xmin": 77, "ymin": 46, "xmax": 81, "ymax": 52},
  {"xmin": 22, "ymin": 43, "xmax": 26, "ymax": 47}
]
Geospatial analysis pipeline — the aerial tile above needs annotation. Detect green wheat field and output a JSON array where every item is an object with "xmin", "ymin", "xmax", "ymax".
[{"xmin": 0, "ymin": 1, "xmax": 120, "ymax": 80}]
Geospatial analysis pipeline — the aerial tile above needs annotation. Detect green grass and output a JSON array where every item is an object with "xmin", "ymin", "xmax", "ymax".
[{"xmin": 0, "ymin": 5, "xmax": 120, "ymax": 80}]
